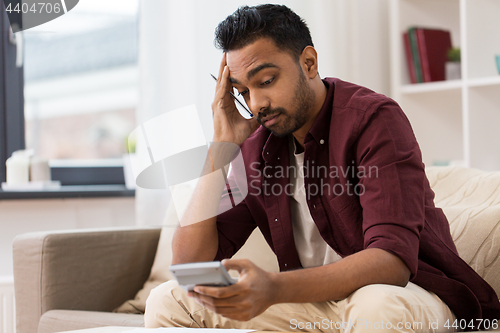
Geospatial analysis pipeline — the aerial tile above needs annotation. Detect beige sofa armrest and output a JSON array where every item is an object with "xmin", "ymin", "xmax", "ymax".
[{"xmin": 13, "ymin": 227, "xmax": 161, "ymax": 333}]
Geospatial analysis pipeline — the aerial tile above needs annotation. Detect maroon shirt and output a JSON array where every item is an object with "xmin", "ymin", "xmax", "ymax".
[{"xmin": 214, "ymin": 78, "xmax": 500, "ymax": 325}]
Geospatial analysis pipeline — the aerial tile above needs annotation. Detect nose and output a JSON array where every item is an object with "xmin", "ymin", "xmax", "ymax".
[{"xmin": 247, "ymin": 90, "xmax": 270, "ymax": 116}]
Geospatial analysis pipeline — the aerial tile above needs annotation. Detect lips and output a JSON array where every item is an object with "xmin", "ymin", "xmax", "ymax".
[{"xmin": 261, "ymin": 113, "xmax": 280, "ymax": 126}]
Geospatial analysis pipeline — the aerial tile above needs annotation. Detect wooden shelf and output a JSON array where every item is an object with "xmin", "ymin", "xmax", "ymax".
[
  {"xmin": 400, "ymin": 76, "xmax": 500, "ymax": 94},
  {"xmin": 467, "ymin": 76, "xmax": 500, "ymax": 88},
  {"xmin": 401, "ymin": 80, "xmax": 462, "ymax": 94}
]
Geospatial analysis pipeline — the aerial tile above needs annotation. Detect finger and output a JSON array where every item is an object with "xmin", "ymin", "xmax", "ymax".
[
  {"xmin": 191, "ymin": 295, "xmax": 251, "ymax": 321},
  {"xmin": 214, "ymin": 66, "xmax": 230, "ymax": 103},
  {"xmin": 193, "ymin": 283, "xmax": 240, "ymax": 299},
  {"xmin": 217, "ymin": 53, "xmax": 227, "ymax": 85},
  {"xmin": 215, "ymin": 67, "xmax": 227, "ymax": 101},
  {"xmin": 191, "ymin": 291, "xmax": 242, "ymax": 307},
  {"xmin": 213, "ymin": 307, "xmax": 252, "ymax": 321},
  {"xmin": 221, "ymin": 258, "xmax": 251, "ymax": 272},
  {"xmin": 220, "ymin": 65, "xmax": 231, "ymax": 93}
]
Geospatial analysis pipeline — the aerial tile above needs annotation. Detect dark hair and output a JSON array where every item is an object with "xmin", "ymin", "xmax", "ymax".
[{"xmin": 214, "ymin": 4, "xmax": 314, "ymax": 59}]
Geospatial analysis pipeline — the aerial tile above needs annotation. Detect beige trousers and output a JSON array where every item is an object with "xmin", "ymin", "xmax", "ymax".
[{"xmin": 145, "ymin": 281, "xmax": 456, "ymax": 333}]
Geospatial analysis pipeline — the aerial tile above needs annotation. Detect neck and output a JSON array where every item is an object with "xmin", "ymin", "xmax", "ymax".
[{"xmin": 292, "ymin": 78, "xmax": 328, "ymax": 148}]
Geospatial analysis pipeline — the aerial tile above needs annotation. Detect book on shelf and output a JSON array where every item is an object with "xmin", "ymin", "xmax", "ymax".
[
  {"xmin": 403, "ymin": 27, "xmax": 452, "ymax": 84},
  {"xmin": 408, "ymin": 27, "xmax": 424, "ymax": 83},
  {"xmin": 416, "ymin": 28, "xmax": 452, "ymax": 82},
  {"xmin": 403, "ymin": 32, "xmax": 417, "ymax": 84}
]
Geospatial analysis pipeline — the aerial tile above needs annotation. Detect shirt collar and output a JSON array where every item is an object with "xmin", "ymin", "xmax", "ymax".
[{"xmin": 304, "ymin": 78, "xmax": 335, "ymax": 146}]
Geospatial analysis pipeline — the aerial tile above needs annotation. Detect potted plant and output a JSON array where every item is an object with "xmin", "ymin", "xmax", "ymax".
[{"xmin": 446, "ymin": 47, "xmax": 461, "ymax": 80}]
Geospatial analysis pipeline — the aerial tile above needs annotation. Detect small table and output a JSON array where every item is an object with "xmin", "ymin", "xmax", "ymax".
[
  {"xmin": 61, "ymin": 327, "xmax": 136, "ymax": 333},
  {"xmin": 60, "ymin": 327, "xmax": 267, "ymax": 333}
]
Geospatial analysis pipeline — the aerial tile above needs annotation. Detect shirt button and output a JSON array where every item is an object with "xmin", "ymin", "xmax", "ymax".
[
  {"xmin": 266, "ymin": 151, "xmax": 269, "ymax": 155},
  {"xmin": 277, "ymin": 157, "xmax": 280, "ymax": 160},
  {"xmin": 320, "ymin": 139, "xmax": 325, "ymax": 144},
  {"xmin": 313, "ymin": 204, "xmax": 316, "ymax": 209},
  {"xmin": 284, "ymin": 263, "xmax": 288, "ymax": 267},
  {"xmin": 274, "ymin": 218, "xmax": 278, "ymax": 221}
]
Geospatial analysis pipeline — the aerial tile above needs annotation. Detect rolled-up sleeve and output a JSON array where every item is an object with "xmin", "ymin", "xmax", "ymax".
[
  {"xmin": 355, "ymin": 101, "xmax": 426, "ymax": 278},
  {"xmin": 214, "ymin": 174, "xmax": 256, "ymax": 261}
]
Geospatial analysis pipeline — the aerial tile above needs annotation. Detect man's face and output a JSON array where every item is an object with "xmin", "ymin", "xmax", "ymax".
[{"xmin": 226, "ymin": 38, "xmax": 316, "ymax": 137}]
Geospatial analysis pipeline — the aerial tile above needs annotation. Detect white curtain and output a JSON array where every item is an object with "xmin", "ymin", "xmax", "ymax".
[{"xmin": 136, "ymin": 0, "xmax": 389, "ymax": 227}]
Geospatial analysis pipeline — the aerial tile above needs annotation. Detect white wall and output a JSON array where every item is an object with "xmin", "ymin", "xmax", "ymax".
[
  {"xmin": 135, "ymin": 0, "xmax": 391, "ymax": 228},
  {"xmin": 345, "ymin": 0, "xmax": 391, "ymax": 95},
  {"xmin": 136, "ymin": 0, "xmax": 391, "ymax": 143},
  {"xmin": 0, "ymin": 197, "xmax": 135, "ymax": 276}
]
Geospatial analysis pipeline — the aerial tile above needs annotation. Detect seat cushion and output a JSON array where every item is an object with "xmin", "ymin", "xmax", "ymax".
[
  {"xmin": 426, "ymin": 166, "xmax": 500, "ymax": 297},
  {"xmin": 38, "ymin": 310, "xmax": 143, "ymax": 333}
]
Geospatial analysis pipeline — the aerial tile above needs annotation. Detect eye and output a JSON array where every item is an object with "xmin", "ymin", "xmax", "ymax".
[
  {"xmin": 261, "ymin": 78, "xmax": 274, "ymax": 86},
  {"xmin": 238, "ymin": 89, "xmax": 249, "ymax": 96}
]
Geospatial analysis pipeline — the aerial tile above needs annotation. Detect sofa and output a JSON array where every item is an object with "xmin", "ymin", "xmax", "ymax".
[{"xmin": 13, "ymin": 166, "xmax": 500, "ymax": 333}]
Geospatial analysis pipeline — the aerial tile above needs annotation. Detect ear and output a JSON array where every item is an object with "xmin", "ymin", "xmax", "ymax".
[{"xmin": 300, "ymin": 46, "xmax": 319, "ymax": 79}]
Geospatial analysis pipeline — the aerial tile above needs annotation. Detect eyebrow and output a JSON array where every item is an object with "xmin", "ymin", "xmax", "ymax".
[{"xmin": 229, "ymin": 63, "xmax": 279, "ymax": 85}]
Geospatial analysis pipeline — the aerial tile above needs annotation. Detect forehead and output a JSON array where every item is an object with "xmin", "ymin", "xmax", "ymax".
[{"xmin": 226, "ymin": 38, "xmax": 294, "ymax": 84}]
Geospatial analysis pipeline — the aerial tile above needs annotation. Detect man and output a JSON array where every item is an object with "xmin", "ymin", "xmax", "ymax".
[{"xmin": 145, "ymin": 4, "xmax": 500, "ymax": 332}]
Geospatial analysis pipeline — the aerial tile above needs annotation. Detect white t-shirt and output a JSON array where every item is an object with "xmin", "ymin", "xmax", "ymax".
[{"xmin": 289, "ymin": 135, "xmax": 342, "ymax": 268}]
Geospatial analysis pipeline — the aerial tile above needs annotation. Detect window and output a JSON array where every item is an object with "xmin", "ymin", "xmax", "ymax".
[
  {"xmin": 1, "ymin": 0, "xmax": 139, "ymax": 188},
  {"xmin": 0, "ymin": 5, "xmax": 24, "ymax": 184}
]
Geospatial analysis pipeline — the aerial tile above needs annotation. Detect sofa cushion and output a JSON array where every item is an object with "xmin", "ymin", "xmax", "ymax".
[
  {"xmin": 115, "ymin": 185, "xmax": 279, "ymax": 314},
  {"xmin": 38, "ymin": 310, "xmax": 143, "ymax": 333},
  {"xmin": 426, "ymin": 166, "xmax": 500, "ymax": 297}
]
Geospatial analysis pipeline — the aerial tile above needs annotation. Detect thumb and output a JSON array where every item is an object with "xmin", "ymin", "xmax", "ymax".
[{"xmin": 221, "ymin": 258, "xmax": 251, "ymax": 273}]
